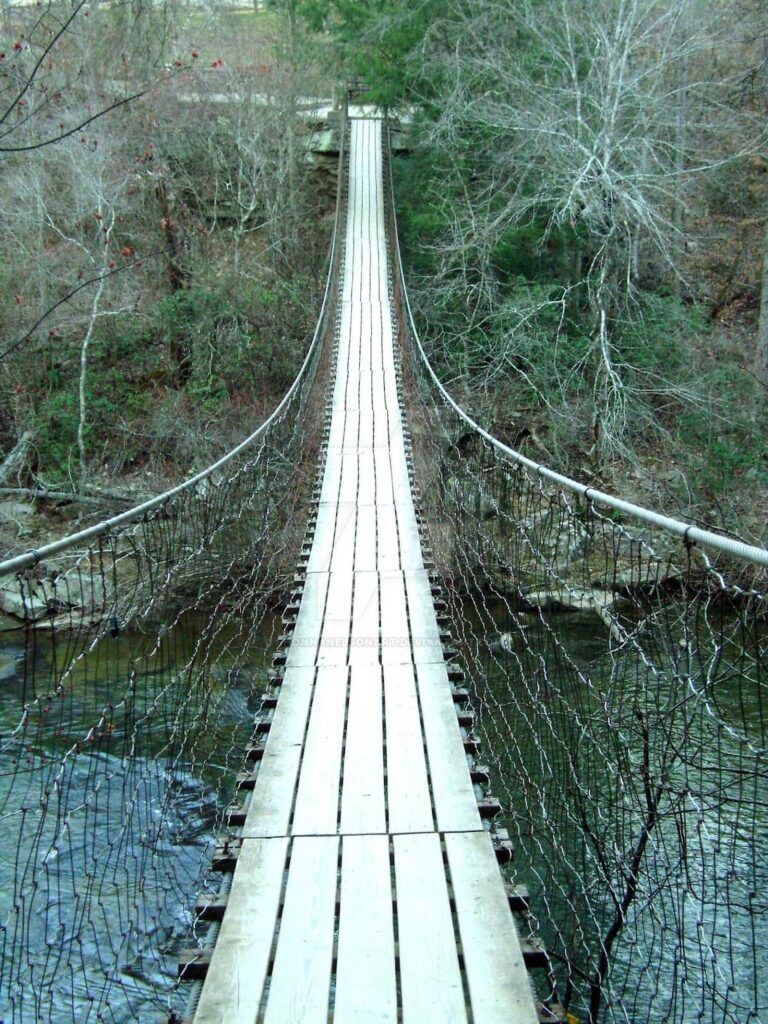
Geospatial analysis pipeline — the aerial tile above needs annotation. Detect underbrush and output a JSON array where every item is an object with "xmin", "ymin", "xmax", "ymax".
[
  {"xmin": 394, "ymin": 152, "xmax": 768, "ymax": 541},
  {"xmin": 21, "ymin": 269, "xmax": 322, "ymax": 485}
]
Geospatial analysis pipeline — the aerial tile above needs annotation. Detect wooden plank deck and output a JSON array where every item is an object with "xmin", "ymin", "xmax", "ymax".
[{"xmin": 191, "ymin": 116, "xmax": 539, "ymax": 1024}]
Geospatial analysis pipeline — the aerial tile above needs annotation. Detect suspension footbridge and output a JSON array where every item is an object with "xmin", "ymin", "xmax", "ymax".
[
  {"xmin": 0, "ymin": 104, "xmax": 766, "ymax": 1024},
  {"xmin": 187, "ymin": 113, "xmax": 538, "ymax": 1024}
]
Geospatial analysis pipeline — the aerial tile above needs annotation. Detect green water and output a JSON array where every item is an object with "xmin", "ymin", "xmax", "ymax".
[
  {"xmin": 465, "ymin": 602, "xmax": 767, "ymax": 1024},
  {"xmin": 0, "ymin": 609, "xmax": 279, "ymax": 1023},
  {"xmin": 2, "ymin": 588, "xmax": 763, "ymax": 1024}
]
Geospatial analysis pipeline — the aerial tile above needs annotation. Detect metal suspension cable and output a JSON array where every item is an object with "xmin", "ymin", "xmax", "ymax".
[
  {"xmin": 385, "ymin": 126, "xmax": 768, "ymax": 568},
  {"xmin": 0, "ymin": 108, "xmax": 348, "ymax": 580}
]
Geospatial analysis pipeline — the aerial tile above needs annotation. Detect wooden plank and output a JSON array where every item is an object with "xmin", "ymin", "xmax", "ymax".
[
  {"xmin": 306, "ymin": 505, "xmax": 338, "ymax": 573},
  {"xmin": 397, "ymin": 509, "xmax": 423, "ymax": 570},
  {"xmin": 349, "ymin": 571, "xmax": 379, "ymax": 667},
  {"xmin": 330, "ymin": 341, "xmax": 351, "ymax": 401},
  {"xmin": 394, "ymin": 833, "xmax": 468, "ymax": 1023},
  {"xmin": 389, "ymin": 450, "xmax": 413, "ymax": 503},
  {"xmin": 264, "ymin": 836, "xmax": 338, "ymax": 1024},
  {"xmin": 318, "ymin": 447, "xmax": 343, "ymax": 506},
  {"xmin": 341, "ymin": 302, "xmax": 360, "ymax": 378},
  {"xmin": 317, "ymin": 569, "xmax": 353, "ymax": 666},
  {"xmin": 338, "ymin": 449, "xmax": 359, "ymax": 505},
  {"xmin": 445, "ymin": 831, "xmax": 539, "ymax": 1024},
  {"xmin": 369, "ymin": 316, "xmax": 385, "ymax": 385},
  {"xmin": 376, "ymin": 502, "xmax": 401, "ymax": 572},
  {"xmin": 344, "ymin": 343, "xmax": 361, "ymax": 412},
  {"xmin": 348, "ymin": 267, "xmax": 363, "ymax": 339},
  {"xmin": 357, "ymin": 450, "xmax": 377, "ymax": 506},
  {"xmin": 382, "ymin": 384, "xmax": 400, "ymax": 427},
  {"xmin": 374, "ymin": 448, "xmax": 394, "ymax": 506},
  {"xmin": 327, "ymin": 416, "xmax": 347, "ymax": 448},
  {"xmin": 353, "ymin": 504, "xmax": 377, "ymax": 572},
  {"xmin": 331, "ymin": 339, "xmax": 352, "ymax": 403},
  {"xmin": 335, "ymin": 834, "xmax": 397, "ymax": 1022},
  {"xmin": 330, "ymin": 309, "xmax": 352, "ymax": 412},
  {"xmin": 375, "ymin": 335, "xmax": 398, "ymax": 422},
  {"xmin": 342, "ymin": 406, "xmax": 360, "ymax": 450},
  {"xmin": 379, "ymin": 571, "xmax": 410, "ymax": 666},
  {"xmin": 381, "ymin": 364, "xmax": 400, "ymax": 418},
  {"xmin": 404, "ymin": 569, "xmax": 443, "ymax": 662},
  {"xmin": 383, "ymin": 662, "xmax": 433, "ymax": 833},
  {"xmin": 358, "ymin": 317, "xmax": 373, "ymax": 371},
  {"xmin": 378, "ymin": 407, "xmax": 403, "ymax": 455},
  {"xmin": 241, "ymin": 666, "xmax": 316, "ymax": 837},
  {"xmin": 292, "ymin": 666, "xmax": 348, "ymax": 834},
  {"xmin": 373, "ymin": 401, "xmax": 391, "ymax": 451},
  {"xmin": 415, "ymin": 663, "xmax": 482, "ymax": 833},
  {"xmin": 358, "ymin": 373, "xmax": 375, "ymax": 447},
  {"xmin": 345, "ymin": 292, "xmax": 362, "ymax": 355},
  {"xmin": 340, "ymin": 666, "xmax": 386, "ymax": 833},
  {"xmin": 370, "ymin": 332, "xmax": 387, "ymax": 387},
  {"xmin": 329, "ymin": 503, "xmax": 357, "ymax": 576},
  {"xmin": 193, "ymin": 838, "xmax": 288, "ymax": 1024},
  {"xmin": 285, "ymin": 571, "xmax": 330, "ymax": 668}
]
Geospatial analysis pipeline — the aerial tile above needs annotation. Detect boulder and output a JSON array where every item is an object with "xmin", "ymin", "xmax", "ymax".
[{"xmin": 0, "ymin": 583, "xmax": 49, "ymax": 622}]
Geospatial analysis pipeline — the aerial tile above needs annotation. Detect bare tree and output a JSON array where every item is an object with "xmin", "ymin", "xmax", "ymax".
[
  {"xmin": 2, "ymin": 126, "xmax": 142, "ymax": 482},
  {"xmin": 418, "ymin": 0, "xmax": 755, "ymax": 467},
  {"xmin": 0, "ymin": 0, "xmax": 332, "ymax": 484},
  {"xmin": 0, "ymin": 0, "xmax": 165, "ymax": 155}
]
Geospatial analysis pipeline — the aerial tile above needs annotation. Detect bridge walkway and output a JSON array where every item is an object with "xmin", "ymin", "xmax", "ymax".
[{"xmin": 190, "ymin": 116, "xmax": 539, "ymax": 1024}]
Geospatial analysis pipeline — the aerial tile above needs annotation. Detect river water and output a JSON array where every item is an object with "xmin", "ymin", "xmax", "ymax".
[
  {"xmin": 1, "ymin": 596, "xmax": 764, "ymax": 1024},
  {"xmin": 0, "ymin": 611, "xmax": 278, "ymax": 1023},
  {"xmin": 469, "ymin": 604, "xmax": 768, "ymax": 1024}
]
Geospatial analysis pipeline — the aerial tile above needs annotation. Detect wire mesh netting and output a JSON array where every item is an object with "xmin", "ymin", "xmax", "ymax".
[
  {"xmin": 0, "ymin": 116, "xmax": 347, "ymax": 1024},
  {"xmin": 1, "ymin": 107, "xmax": 765, "ymax": 1024},
  {"xmin": 385, "ymin": 129, "xmax": 768, "ymax": 1024}
]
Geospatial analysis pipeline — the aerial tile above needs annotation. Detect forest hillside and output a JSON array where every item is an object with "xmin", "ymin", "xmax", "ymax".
[
  {"xmin": 0, "ymin": 0, "xmax": 335, "ymax": 540},
  {"xmin": 346, "ymin": 0, "xmax": 767, "ymax": 543},
  {"xmin": 0, "ymin": 0, "xmax": 766, "ymax": 550}
]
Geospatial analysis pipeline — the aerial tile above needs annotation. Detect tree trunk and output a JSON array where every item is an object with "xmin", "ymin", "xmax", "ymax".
[
  {"xmin": 78, "ymin": 269, "xmax": 107, "ymax": 485},
  {"xmin": 156, "ymin": 177, "xmax": 192, "ymax": 386},
  {"xmin": 156, "ymin": 177, "xmax": 188, "ymax": 294},
  {"xmin": 671, "ymin": 23, "xmax": 689, "ymax": 250},
  {"xmin": 591, "ymin": 251, "xmax": 626, "ymax": 469}
]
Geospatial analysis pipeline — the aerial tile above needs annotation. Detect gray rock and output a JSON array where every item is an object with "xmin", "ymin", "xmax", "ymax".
[
  {"xmin": 0, "ymin": 651, "xmax": 20, "ymax": 681},
  {"xmin": 0, "ymin": 501, "xmax": 35, "ymax": 521},
  {"xmin": 0, "ymin": 583, "xmax": 48, "ymax": 621}
]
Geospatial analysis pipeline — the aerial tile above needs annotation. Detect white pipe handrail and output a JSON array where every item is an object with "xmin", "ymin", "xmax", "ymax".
[
  {"xmin": 384, "ymin": 125, "xmax": 768, "ymax": 569},
  {"xmin": 0, "ymin": 106, "xmax": 349, "ymax": 580}
]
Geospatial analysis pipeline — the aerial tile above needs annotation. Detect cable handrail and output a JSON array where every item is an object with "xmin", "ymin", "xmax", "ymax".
[
  {"xmin": 0, "ymin": 103, "xmax": 349, "ymax": 580},
  {"xmin": 384, "ymin": 122, "xmax": 768, "ymax": 569}
]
